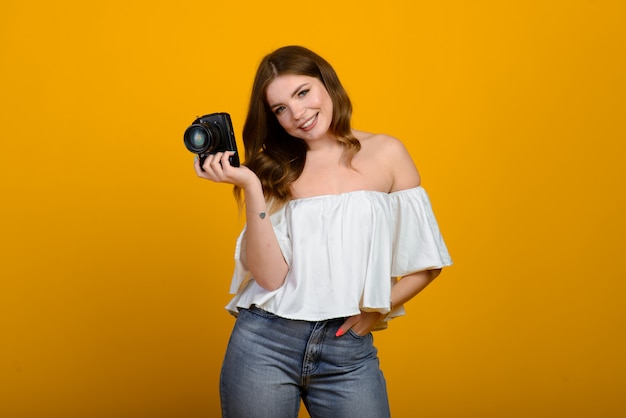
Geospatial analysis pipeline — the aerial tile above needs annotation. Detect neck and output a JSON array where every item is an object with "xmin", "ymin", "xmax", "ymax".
[{"xmin": 305, "ymin": 134, "xmax": 341, "ymax": 153}]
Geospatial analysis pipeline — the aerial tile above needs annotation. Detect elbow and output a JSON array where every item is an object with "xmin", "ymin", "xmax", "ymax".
[
  {"xmin": 429, "ymin": 268, "xmax": 442, "ymax": 280},
  {"xmin": 253, "ymin": 277, "xmax": 286, "ymax": 292},
  {"xmin": 245, "ymin": 250, "xmax": 289, "ymax": 291},
  {"xmin": 257, "ymin": 282, "xmax": 284, "ymax": 292},
  {"xmin": 250, "ymin": 268, "xmax": 288, "ymax": 292}
]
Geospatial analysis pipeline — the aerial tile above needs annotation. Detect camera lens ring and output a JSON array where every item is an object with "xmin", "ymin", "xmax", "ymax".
[{"xmin": 184, "ymin": 123, "xmax": 222, "ymax": 154}]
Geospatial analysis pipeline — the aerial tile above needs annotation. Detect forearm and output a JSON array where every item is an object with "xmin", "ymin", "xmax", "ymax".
[
  {"xmin": 242, "ymin": 181, "xmax": 289, "ymax": 291},
  {"xmin": 390, "ymin": 268, "xmax": 441, "ymax": 310}
]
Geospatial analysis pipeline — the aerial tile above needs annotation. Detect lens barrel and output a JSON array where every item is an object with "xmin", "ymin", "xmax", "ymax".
[{"xmin": 184, "ymin": 123, "xmax": 221, "ymax": 153}]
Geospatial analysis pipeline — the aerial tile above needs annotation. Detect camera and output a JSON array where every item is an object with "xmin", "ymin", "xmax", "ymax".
[{"xmin": 184, "ymin": 112, "xmax": 240, "ymax": 169}]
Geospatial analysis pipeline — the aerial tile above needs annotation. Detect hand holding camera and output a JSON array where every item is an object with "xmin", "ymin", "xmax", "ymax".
[{"xmin": 184, "ymin": 112, "xmax": 240, "ymax": 170}]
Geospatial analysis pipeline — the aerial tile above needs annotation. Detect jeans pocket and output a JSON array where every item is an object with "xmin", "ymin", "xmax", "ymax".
[{"xmin": 347, "ymin": 328, "xmax": 370, "ymax": 339}]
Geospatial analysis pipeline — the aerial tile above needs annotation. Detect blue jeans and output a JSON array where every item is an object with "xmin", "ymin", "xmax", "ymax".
[{"xmin": 220, "ymin": 306, "xmax": 391, "ymax": 418}]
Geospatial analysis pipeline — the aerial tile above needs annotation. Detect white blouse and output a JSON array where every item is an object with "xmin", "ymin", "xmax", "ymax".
[{"xmin": 225, "ymin": 186, "xmax": 452, "ymax": 328}]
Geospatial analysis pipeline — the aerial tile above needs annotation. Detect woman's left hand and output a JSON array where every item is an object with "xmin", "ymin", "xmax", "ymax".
[{"xmin": 336, "ymin": 311, "xmax": 385, "ymax": 337}]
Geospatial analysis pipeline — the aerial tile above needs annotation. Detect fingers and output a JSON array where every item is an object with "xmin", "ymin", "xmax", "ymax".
[
  {"xmin": 336, "ymin": 311, "xmax": 385, "ymax": 337},
  {"xmin": 204, "ymin": 153, "xmax": 222, "ymax": 176},
  {"xmin": 220, "ymin": 150, "xmax": 237, "ymax": 168},
  {"xmin": 336, "ymin": 315, "xmax": 360, "ymax": 337},
  {"xmin": 193, "ymin": 155, "xmax": 204, "ymax": 171},
  {"xmin": 194, "ymin": 152, "xmax": 236, "ymax": 181}
]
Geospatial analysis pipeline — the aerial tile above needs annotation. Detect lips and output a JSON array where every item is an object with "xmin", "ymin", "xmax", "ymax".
[{"xmin": 300, "ymin": 113, "xmax": 318, "ymax": 131}]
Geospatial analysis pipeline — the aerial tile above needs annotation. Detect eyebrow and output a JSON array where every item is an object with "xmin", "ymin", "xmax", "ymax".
[{"xmin": 269, "ymin": 83, "xmax": 310, "ymax": 109}]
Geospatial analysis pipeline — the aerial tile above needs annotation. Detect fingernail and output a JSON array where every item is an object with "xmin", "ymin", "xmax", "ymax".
[
  {"xmin": 194, "ymin": 156, "xmax": 198, "ymax": 162},
  {"xmin": 335, "ymin": 328, "xmax": 345, "ymax": 337}
]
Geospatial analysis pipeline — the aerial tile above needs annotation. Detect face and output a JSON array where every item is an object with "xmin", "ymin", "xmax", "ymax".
[{"xmin": 266, "ymin": 74, "xmax": 334, "ymax": 142}]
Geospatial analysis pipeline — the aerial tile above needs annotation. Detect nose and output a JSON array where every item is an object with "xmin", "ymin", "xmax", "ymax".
[{"xmin": 292, "ymin": 102, "xmax": 306, "ymax": 120}]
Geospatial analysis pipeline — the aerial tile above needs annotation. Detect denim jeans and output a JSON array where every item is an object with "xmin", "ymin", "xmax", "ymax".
[{"xmin": 220, "ymin": 306, "xmax": 391, "ymax": 418}]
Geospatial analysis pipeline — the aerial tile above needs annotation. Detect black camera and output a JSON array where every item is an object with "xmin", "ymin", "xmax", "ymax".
[{"xmin": 184, "ymin": 112, "xmax": 240, "ymax": 169}]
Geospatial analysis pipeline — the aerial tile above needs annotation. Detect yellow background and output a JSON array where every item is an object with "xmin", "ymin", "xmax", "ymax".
[{"xmin": 2, "ymin": 1, "xmax": 625, "ymax": 417}]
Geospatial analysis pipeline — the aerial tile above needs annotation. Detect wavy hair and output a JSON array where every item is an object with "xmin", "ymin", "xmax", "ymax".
[{"xmin": 234, "ymin": 46, "xmax": 360, "ymax": 209}]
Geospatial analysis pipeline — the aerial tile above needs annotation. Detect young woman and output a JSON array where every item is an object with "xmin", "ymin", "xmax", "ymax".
[{"xmin": 194, "ymin": 45, "xmax": 452, "ymax": 418}]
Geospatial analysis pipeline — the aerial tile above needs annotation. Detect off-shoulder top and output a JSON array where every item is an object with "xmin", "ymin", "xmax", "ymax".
[{"xmin": 225, "ymin": 186, "xmax": 452, "ymax": 328}]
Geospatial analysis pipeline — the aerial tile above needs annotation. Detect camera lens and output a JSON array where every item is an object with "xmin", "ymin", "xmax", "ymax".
[
  {"xmin": 188, "ymin": 127, "xmax": 208, "ymax": 148},
  {"xmin": 184, "ymin": 123, "xmax": 221, "ymax": 154}
]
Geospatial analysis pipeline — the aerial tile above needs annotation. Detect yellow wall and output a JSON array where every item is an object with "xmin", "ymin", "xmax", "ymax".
[{"xmin": 2, "ymin": 1, "xmax": 625, "ymax": 417}]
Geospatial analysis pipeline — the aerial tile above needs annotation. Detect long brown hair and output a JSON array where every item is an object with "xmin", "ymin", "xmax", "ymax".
[{"xmin": 234, "ymin": 46, "xmax": 360, "ymax": 208}]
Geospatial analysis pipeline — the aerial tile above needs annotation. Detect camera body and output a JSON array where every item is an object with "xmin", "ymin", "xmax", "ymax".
[{"xmin": 184, "ymin": 112, "xmax": 240, "ymax": 168}]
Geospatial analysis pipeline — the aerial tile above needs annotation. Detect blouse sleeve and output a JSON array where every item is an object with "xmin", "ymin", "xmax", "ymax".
[
  {"xmin": 229, "ymin": 207, "xmax": 292, "ymax": 294},
  {"xmin": 390, "ymin": 187, "xmax": 452, "ymax": 277}
]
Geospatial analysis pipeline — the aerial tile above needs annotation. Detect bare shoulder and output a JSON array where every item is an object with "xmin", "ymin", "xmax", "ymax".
[
  {"xmin": 353, "ymin": 130, "xmax": 421, "ymax": 191},
  {"xmin": 354, "ymin": 130, "xmax": 401, "ymax": 151}
]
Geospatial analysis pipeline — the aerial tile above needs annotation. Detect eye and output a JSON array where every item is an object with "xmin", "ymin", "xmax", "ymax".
[
  {"xmin": 298, "ymin": 89, "xmax": 310, "ymax": 98},
  {"xmin": 273, "ymin": 106, "xmax": 286, "ymax": 115}
]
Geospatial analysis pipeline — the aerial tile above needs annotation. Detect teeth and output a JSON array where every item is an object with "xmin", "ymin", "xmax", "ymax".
[{"xmin": 302, "ymin": 114, "xmax": 316, "ymax": 128}]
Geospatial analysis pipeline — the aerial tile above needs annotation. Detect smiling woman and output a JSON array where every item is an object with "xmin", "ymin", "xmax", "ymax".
[
  {"xmin": 3, "ymin": 1, "xmax": 625, "ymax": 417},
  {"xmin": 192, "ymin": 45, "xmax": 452, "ymax": 418},
  {"xmin": 266, "ymin": 76, "xmax": 334, "ymax": 142}
]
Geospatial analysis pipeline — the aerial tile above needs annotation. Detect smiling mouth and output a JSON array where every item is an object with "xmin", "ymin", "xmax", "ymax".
[{"xmin": 300, "ymin": 114, "xmax": 318, "ymax": 130}]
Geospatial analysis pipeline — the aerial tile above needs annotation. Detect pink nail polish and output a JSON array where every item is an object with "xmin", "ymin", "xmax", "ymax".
[{"xmin": 335, "ymin": 328, "xmax": 345, "ymax": 337}]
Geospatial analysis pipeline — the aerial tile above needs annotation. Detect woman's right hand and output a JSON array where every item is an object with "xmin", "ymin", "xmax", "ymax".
[{"xmin": 194, "ymin": 151, "xmax": 259, "ymax": 189}]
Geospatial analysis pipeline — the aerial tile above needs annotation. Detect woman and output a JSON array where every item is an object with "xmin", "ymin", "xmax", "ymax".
[{"xmin": 194, "ymin": 45, "xmax": 452, "ymax": 418}]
